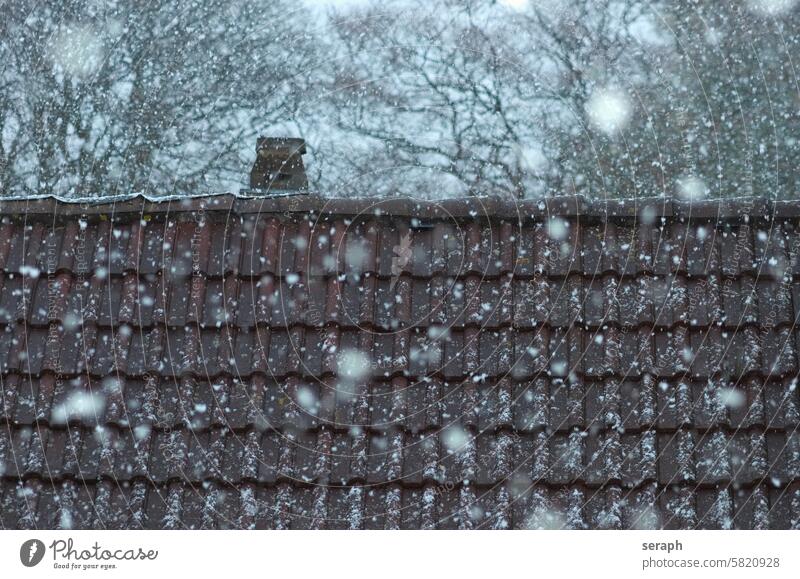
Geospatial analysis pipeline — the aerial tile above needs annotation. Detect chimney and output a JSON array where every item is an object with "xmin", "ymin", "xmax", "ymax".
[{"xmin": 249, "ymin": 137, "xmax": 308, "ymax": 191}]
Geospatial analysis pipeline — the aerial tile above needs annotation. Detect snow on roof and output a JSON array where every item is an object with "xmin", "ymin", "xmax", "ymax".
[{"xmin": 0, "ymin": 195, "xmax": 798, "ymax": 529}]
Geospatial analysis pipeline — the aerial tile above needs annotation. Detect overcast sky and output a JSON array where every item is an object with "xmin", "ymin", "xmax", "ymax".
[{"xmin": 302, "ymin": 0, "xmax": 374, "ymax": 9}]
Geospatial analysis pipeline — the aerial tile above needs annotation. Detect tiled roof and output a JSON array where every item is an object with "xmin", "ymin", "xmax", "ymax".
[{"xmin": 0, "ymin": 194, "xmax": 799, "ymax": 530}]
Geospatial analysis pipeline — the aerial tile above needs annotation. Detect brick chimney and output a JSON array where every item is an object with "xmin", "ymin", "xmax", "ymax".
[{"xmin": 249, "ymin": 137, "xmax": 308, "ymax": 191}]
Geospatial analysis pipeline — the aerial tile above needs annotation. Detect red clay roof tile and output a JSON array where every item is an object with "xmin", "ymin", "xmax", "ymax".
[{"xmin": 0, "ymin": 194, "xmax": 799, "ymax": 529}]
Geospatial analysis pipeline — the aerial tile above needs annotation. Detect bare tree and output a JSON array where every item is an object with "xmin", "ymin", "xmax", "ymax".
[
  {"xmin": 314, "ymin": 0, "xmax": 800, "ymax": 199},
  {"xmin": 2, "ymin": 0, "xmax": 797, "ymax": 200},
  {"xmin": 0, "ymin": 0, "xmax": 315, "ymax": 197},
  {"xmin": 651, "ymin": 0, "xmax": 800, "ymax": 199},
  {"xmin": 315, "ymin": 0, "xmax": 650, "ymax": 198}
]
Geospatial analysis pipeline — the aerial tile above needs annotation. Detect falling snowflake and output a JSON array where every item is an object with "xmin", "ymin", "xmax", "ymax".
[
  {"xmin": 676, "ymin": 175, "xmax": 708, "ymax": 201},
  {"xmin": 51, "ymin": 391, "xmax": 106, "ymax": 424},
  {"xmin": 586, "ymin": 87, "xmax": 632, "ymax": 135},
  {"xmin": 442, "ymin": 425, "xmax": 469, "ymax": 454}
]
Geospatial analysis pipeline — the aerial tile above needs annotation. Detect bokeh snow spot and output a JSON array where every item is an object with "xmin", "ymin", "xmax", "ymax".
[
  {"xmin": 60, "ymin": 510, "xmax": 74, "ymax": 530},
  {"xmin": 676, "ymin": 175, "xmax": 708, "ymax": 200},
  {"xmin": 296, "ymin": 385, "xmax": 319, "ymax": 414},
  {"xmin": 586, "ymin": 87, "xmax": 632, "ymax": 135},
  {"xmin": 629, "ymin": 504, "xmax": 660, "ymax": 530},
  {"xmin": 720, "ymin": 387, "xmax": 746, "ymax": 409},
  {"xmin": 498, "ymin": 0, "xmax": 529, "ymax": 10},
  {"xmin": 134, "ymin": 424, "xmax": 151, "ymax": 441},
  {"xmin": 51, "ymin": 391, "xmax": 106, "ymax": 424},
  {"xmin": 293, "ymin": 235, "xmax": 308, "ymax": 250},
  {"xmin": 346, "ymin": 241, "xmax": 369, "ymax": 272},
  {"xmin": 547, "ymin": 217, "xmax": 568, "ymax": 241},
  {"xmin": 525, "ymin": 507, "xmax": 566, "ymax": 530},
  {"xmin": 639, "ymin": 205, "xmax": 657, "ymax": 225},
  {"xmin": 48, "ymin": 25, "xmax": 104, "ymax": 78},
  {"xmin": 63, "ymin": 312, "xmax": 81, "ymax": 331},
  {"xmin": 427, "ymin": 326, "xmax": 450, "ymax": 341},
  {"xmin": 516, "ymin": 144, "xmax": 547, "ymax": 173},
  {"xmin": 747, "ymin": 0, "xmax": 798, "ymax": 15},
  {"xmin": 338, "ymin": 348, "xmax": 371, "ymax": 382},
  {"xmin": 442, "ymin": 425, "xmax": 469, "ymax": 454}
]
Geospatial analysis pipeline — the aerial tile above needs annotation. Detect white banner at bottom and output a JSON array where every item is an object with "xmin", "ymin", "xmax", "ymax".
[{"xmin": 1, "ymin": 530, "xmax": 797, "ymax": 579}]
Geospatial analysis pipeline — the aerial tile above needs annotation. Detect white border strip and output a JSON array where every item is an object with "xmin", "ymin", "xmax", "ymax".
[{"xmin": 1, "ymin": 530, "xmax": 797, "ymax": 578}]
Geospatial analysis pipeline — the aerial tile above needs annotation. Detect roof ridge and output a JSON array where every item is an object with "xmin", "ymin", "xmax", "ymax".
[{"xmin": 0, "ymin": 192, "xmax": 797, "ymax": 218}]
